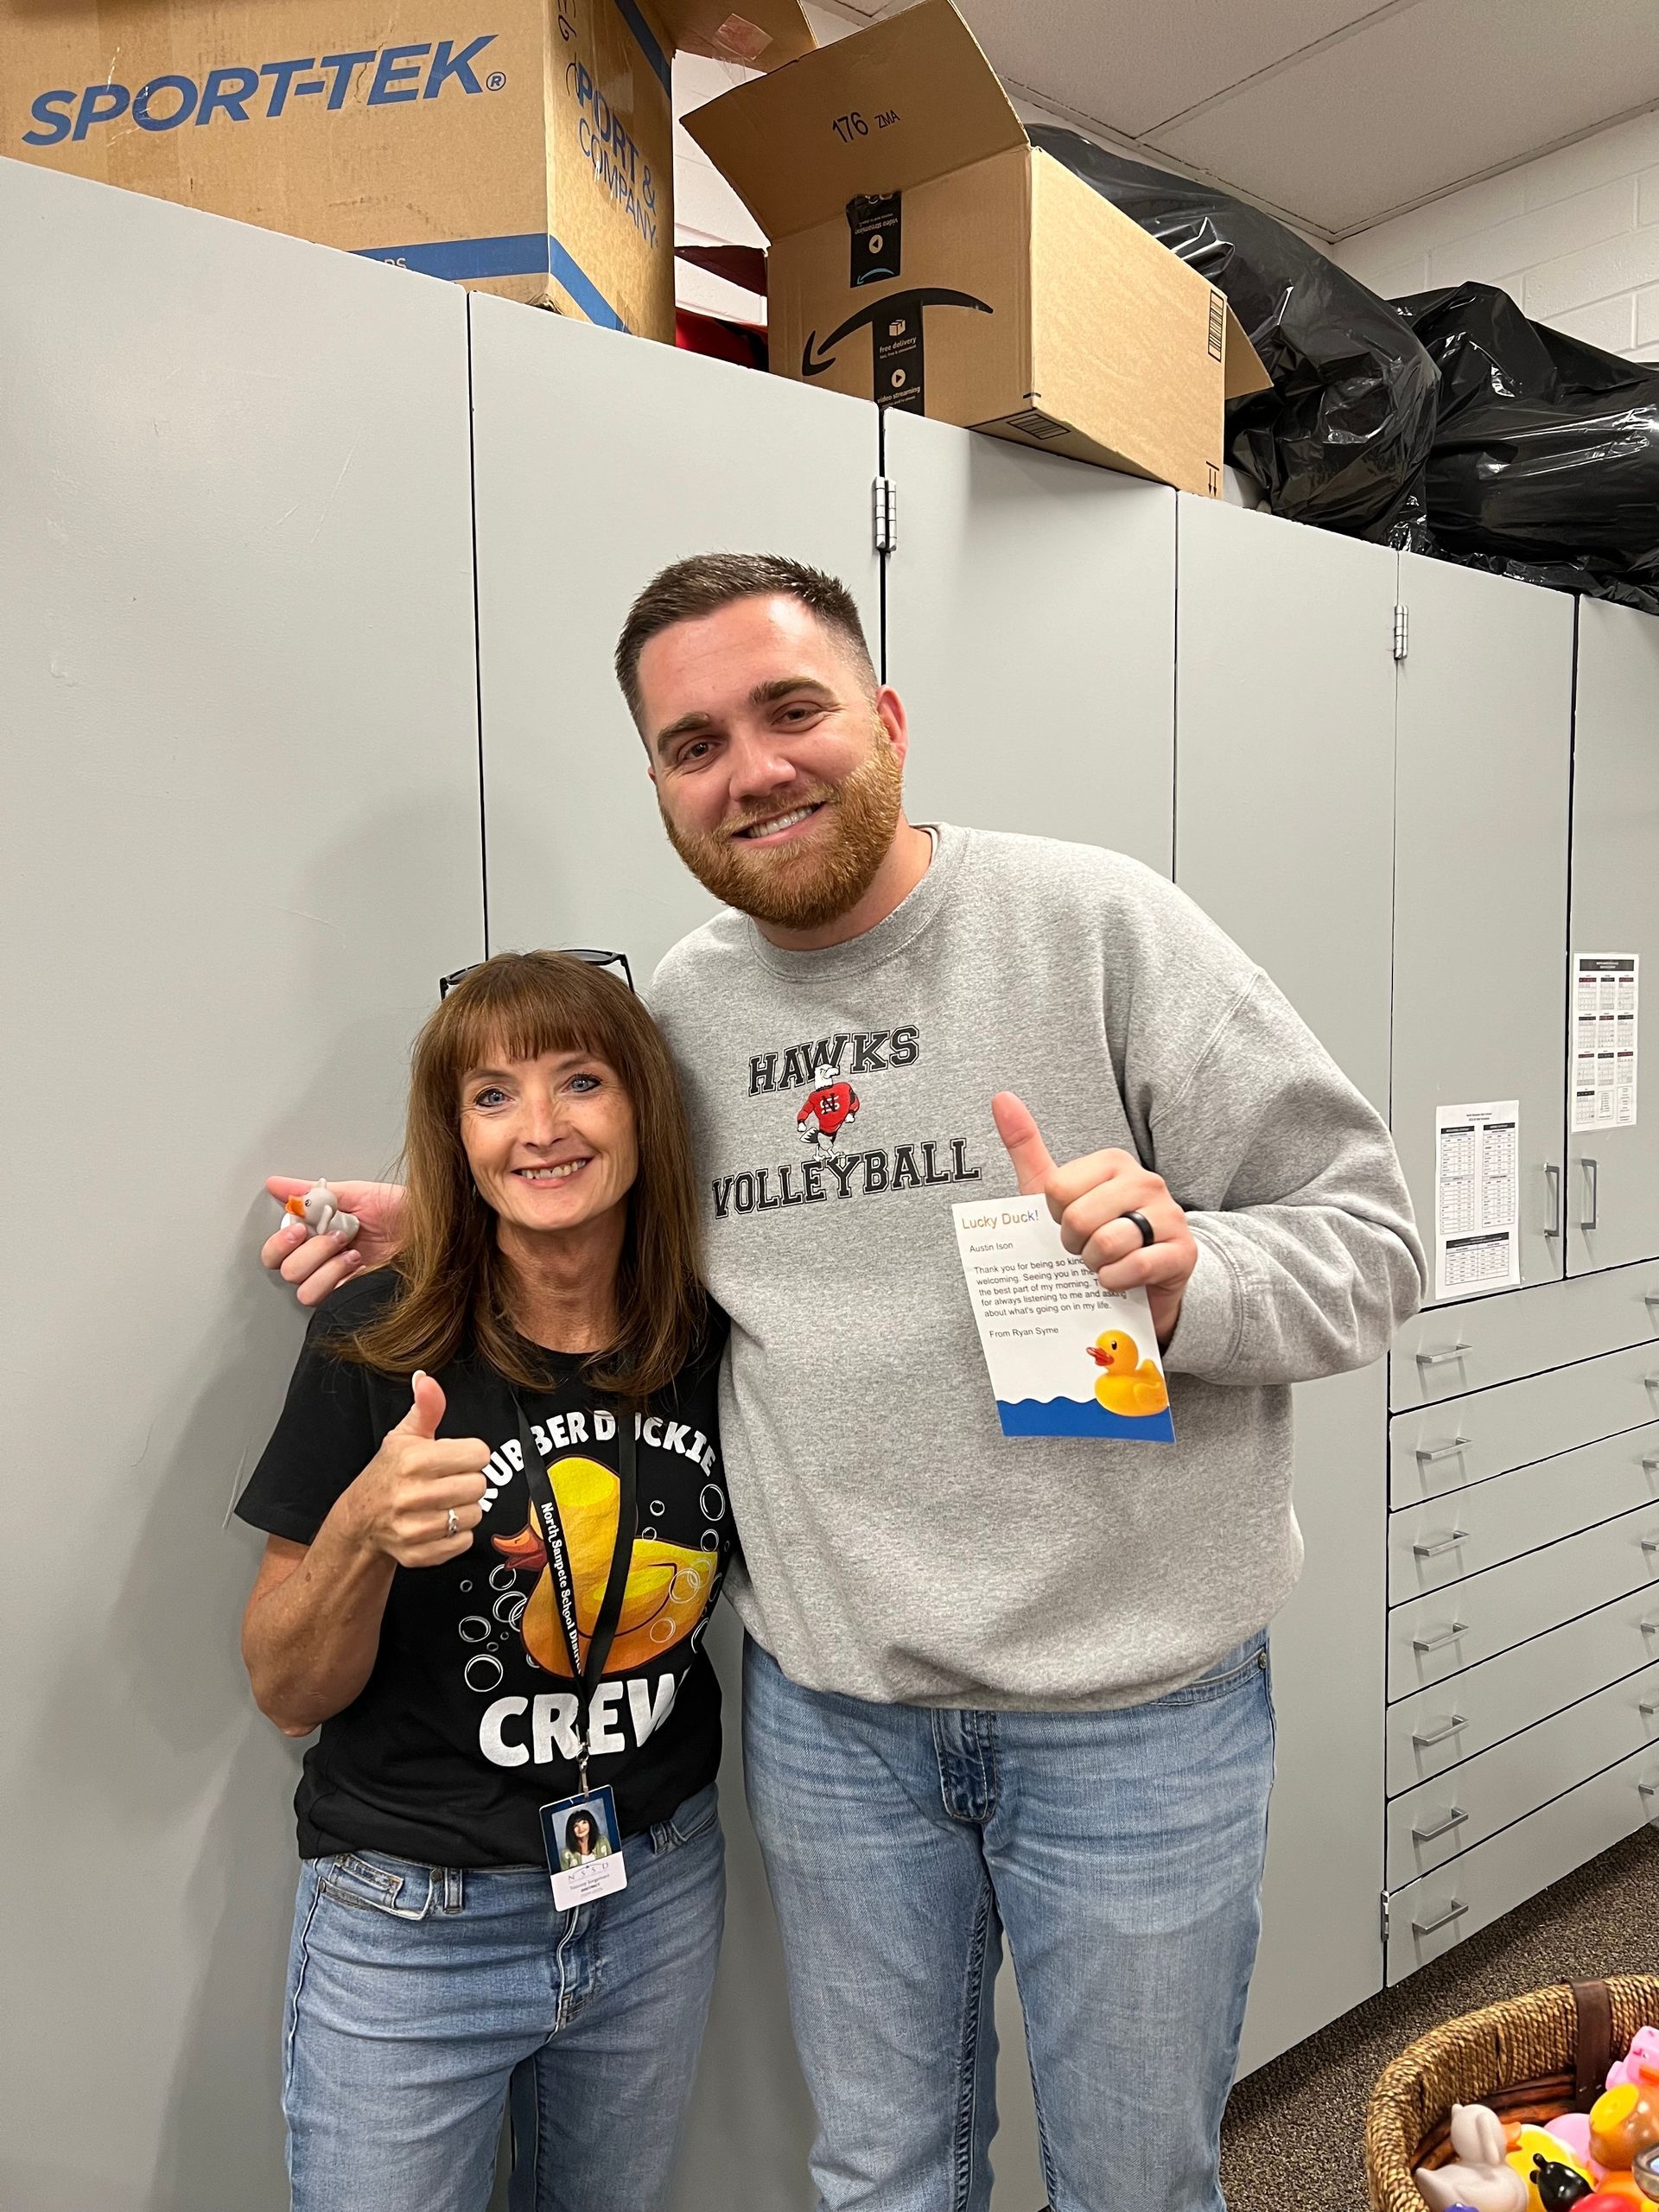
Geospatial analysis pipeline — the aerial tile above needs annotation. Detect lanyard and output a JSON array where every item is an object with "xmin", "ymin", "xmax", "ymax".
[{"xmin": 512, "ymin": 1392, "xmax": 639, "ymax": 1795}]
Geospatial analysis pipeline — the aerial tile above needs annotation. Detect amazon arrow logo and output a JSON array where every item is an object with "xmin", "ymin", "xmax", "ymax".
[{"xmin": 801, "ymin": 286, "xmax": 994, "ymax": 411}]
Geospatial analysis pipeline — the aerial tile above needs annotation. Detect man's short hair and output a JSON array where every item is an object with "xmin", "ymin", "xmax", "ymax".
[{"xmin": 614, "ymin": 553, "xmax": 876, "ymax": 728}]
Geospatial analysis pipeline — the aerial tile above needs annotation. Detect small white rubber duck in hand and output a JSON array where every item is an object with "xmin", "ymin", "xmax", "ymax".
[
  {"xmin": 1414, "ymin": 2105, "xmax": 1529, "ymax": 2212},
  {"xmin": 282, "ymin": 1179, "xmax": 360, "ymax": 1247}
]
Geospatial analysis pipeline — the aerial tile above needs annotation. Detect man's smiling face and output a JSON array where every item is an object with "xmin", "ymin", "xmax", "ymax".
[{"xmin": 638, "ymin": 593, "xmax": 907, "ymax": 932}]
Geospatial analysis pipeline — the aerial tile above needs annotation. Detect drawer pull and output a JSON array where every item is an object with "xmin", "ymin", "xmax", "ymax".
[
  {"xmin": 1412, "ymin": 1713, "xmax": 1469, "ymax": 1748},
  {"xmin": 1415, "ymin": 1437, "xmax": 1472, "ymax": 1466},
  {"xmin": 1641, "ymin": 1535, "xmax": 1659, "ymax": 1558},
  {"xmin": 1645, "ymin": 1289, "xmax": 1659, "ymax": 1317},
  {"xmin": 1413, "ymin": 1621, "xmax": 1470, "ymax": 1653},
  {"xmin": 1642, "ymin": 1616, "xmax": 1659, "ymax": 1636},
  {"xmin": 1411, "ymin": 1805, "xmax": 1470, "ymax": 1844},
  {"xmin": 1413, "ymin": 1529, "xmax": 1471, "ymax": 1559},
  {"xmin": 1411, "ymin": 1897, "xmax": 1470, "ymax": 1938},
  {"xmin": 1640, "ymin": 1700, "xmax": 1659, "ymax": 1719},
  {"xmin": 1545, "ymin": 1163, "xmax": 1563, "ymax": 1239},
  {"xmin": 1415, "ymin": 1343, "xmax": 1472, "ymax": 1370}
]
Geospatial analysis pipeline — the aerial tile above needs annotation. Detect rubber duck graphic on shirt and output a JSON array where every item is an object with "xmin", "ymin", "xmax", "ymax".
[{"xmin": 492, "ymin": 1457, "xmax": 715, "ymax": 1675}]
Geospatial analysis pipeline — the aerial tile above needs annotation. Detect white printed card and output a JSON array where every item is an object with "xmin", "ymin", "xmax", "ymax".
[{"xmin": 951, "ymin": 1196, "xmax": 1176, "ymax": 1443}]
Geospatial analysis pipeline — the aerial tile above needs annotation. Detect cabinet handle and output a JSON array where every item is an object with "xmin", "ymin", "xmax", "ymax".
[
  {"xmin": 1642, "ymin": 1534, "xmax": 1659, "ymax": 1557},
  {"xmin": 1643, "ymin": 1289, "xmax": 1659, "ymax": 1318},
  {"xmin": 1411, "ymin": 1898, "xmax": 1470, "ymax": 1937},
  {"xmin": 1411, "ymin": 1805, "xmax": 1470, "ymax": 1844},
  {"xmin": 1411, "ymin": 1713, "xmax": 1469, "ymax": 1747},
  {"xmin": 1643, "ymin": 1458, "xmax": 1659, "ymax": 1478},
  {"xmin": 1545, "ymin": 1163, "xmax": 1563, "ymax": 1238},
  {"xmin": 1414, "ymin": 1529, "xmax": 1471, "ymax": 1559},
  {"xmin": 1413, "ymin": 1621, "xmax": 1470, "ymax": 1652},
  {"xmin": 1642, "ymin": 1615, "xmax": 1659, "ymax": 1636},
  {"xmin": 1416, "ymin": 1343, "xmax": 1472, "ymax": 1370},
  {"xmin": 1415, "ymin": 1437, "xmax": 1471, "ymax": 1465},
  {"xmin": 1639, "ymin": 1700, "xmax": 1659, "ymax": 1719},
  {"xmin": 1581, "ymin": 1157, "xmax": 1600, "ymax": 1231}
]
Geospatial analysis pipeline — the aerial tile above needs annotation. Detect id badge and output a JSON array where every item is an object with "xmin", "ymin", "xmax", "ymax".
[{"xmin": 540, "ymin": 1784, "xmax": 627, "ymax": 1910}]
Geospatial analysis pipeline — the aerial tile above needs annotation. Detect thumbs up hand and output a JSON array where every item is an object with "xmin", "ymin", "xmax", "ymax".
[
  {"xmin": 991, "ymin": 1092, "xmax": 1198, "ymax": 1348},
  {"xmin": 341, "ymin": 1370, "xmax": 493, "ymax": 1568}
]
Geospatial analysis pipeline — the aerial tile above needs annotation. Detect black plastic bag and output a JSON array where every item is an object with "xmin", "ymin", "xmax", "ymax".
[
  {"xmin": 1028, "ymin": 128, "xmax": 1439, "ymax": 543},
  {"xmin": 1395, "ymin": 281, "xmax": 1659, "ymax": 613}
]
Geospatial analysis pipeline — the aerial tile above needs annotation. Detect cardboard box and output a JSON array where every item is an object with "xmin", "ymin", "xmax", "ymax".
[
  {"xmin": 685, "ymin": 0, "xmax": 1270, "ymax": 490},
  {"xmin": 1, "ymin": 0, "xmax": 812, "ymax": 342}
]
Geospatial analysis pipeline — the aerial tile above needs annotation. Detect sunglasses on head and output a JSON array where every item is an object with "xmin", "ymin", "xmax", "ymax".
[{"xmin": 437, "ymin": 948, "xmax": 636, "ymax": 1000}]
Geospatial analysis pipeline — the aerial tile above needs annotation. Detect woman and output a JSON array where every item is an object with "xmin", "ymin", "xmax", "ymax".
[
  {"xmin": 237, "ymin": 951, "xmax": 731, "ymax": 2212},
  {"xmin": 558, "ymin": 1808, "xmax": 611, "ymax": 1869}
]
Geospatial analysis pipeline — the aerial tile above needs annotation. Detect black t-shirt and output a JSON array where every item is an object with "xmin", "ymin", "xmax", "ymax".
[{"xmin": 236, "ymin": 1270, "xmax": 730, "ymax": 1866}]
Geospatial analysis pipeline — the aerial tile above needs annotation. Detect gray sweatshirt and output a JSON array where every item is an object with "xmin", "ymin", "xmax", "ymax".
[{"xmin": 651, "ymin": 824, "xmax": 1425, "ymax": 1709}]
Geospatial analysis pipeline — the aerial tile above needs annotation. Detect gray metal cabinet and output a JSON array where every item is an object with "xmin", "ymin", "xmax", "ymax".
[
  {"xmin": 882, "ymin": 410, "xmax": 1177, "ymax": 876},
  {"xmin": 1173, "ymin": 497, "xmax": 1400, "ymax": 2069},
  {"xmin": 1392, "ymin": 555, "xmax": 1574, "ymax": 1301},
  {"xmin": 1173, "ymin": 496, "xmax": 1398, "ymax": 1110},
  {"xmin": 468, "ymin": 294, "xmax": 881, "ymax": 982},
  {"xmin": 1392, "ymin": 1260, "xmax": 1659, "ymax": 1409},
  {"xmin": 0, "ymin": 162, "xmax": 484, "ymax": 2212},
  {"xmin": 1569, "ymin": 601, "xmax": 1659, "ymax": 1274}
]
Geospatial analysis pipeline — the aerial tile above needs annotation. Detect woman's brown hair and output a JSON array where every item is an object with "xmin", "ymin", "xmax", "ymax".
[{"xmin": 344, "ymin": 951, "xmax": 705, "ymax": 1400}]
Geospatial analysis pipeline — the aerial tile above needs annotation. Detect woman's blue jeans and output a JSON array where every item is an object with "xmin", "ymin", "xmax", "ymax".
[
  {"xmin": 281, "ymin": 1782, "xmax": 723, "ymax": 2212},
  {"xmin": 743, "ymin": 1632, "xmax": 1275, "ymax": 2212}
]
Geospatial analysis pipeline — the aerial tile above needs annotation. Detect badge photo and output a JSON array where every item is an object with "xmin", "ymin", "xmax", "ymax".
[{"xmin": 541, "ymin": 1784, "xmax": 627, "ymax": 1910}]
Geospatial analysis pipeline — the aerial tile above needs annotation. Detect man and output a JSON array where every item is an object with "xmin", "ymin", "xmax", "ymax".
[{"xmin": 270, "ymin": 553, "xmax": 1424, "ymax": 2211}]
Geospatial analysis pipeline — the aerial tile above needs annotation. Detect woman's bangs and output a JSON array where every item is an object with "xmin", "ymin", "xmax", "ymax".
[{"xmin": 439, "ymin": 964, "xmax": 629, "ymax": 1089}]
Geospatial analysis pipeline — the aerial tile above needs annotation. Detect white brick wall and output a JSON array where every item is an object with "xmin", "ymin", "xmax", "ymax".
[{"xmin": 1333, "ymin": 110, "xmax": 1659, "ymax": 360}]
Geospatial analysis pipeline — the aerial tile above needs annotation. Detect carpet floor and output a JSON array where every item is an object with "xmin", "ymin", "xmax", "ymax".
[{"xmin": 1221, "ymin": 1826, "xmax": 1659, "ymax": 2211}]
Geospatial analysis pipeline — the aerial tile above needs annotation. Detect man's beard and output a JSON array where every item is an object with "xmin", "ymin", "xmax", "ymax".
[{"xmin": 658, "ymin": 729, "xmax": 905, "ymax": 931}]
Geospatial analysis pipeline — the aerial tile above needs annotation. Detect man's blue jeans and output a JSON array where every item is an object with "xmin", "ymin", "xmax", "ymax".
[
  {"xmin": 281, "ymin": 1782, "xmax": 723, "ymax": 2212},
  {"xmin": 743, "ymin": 1633, "xmax": 1275, "ymax": 2212}
]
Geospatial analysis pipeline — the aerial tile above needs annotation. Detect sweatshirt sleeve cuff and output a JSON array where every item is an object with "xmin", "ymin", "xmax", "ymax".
[{"xmin": 1160, "ymin": 1231, "xmax": 1244, "ymax": 1379}]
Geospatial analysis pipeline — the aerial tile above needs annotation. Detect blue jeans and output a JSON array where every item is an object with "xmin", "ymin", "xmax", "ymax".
[
  {"xmin": 743, "ymin": 1634, "xmax": 1274, "ymax": 2212},
  {"xmin": 281, "ymin": 1782, "xmax": 723, "ymax": 2212}
]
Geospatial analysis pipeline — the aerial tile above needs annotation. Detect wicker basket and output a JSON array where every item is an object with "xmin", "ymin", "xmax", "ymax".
[{"xmin": 1366, "ymin": 1974, "xmax": 1659, "ymax": 2211}]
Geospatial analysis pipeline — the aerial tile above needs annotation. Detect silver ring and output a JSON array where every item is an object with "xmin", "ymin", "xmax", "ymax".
[
  {"xmin": 446, "ymin": 1508, "xmax": 459, "ymax": 1537},
  {"xmin": 1123, "ymin": 1209, "xmax": 1156, "ymax": 1249}
]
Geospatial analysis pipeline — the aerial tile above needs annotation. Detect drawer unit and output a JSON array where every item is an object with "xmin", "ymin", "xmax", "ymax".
[
  {"xmin": 1386, "ymin": 1663, "xmax": 1659, "ymax": 1886},
  {"xmin": 1389, "ymin": 1508, "xmax": 1659, "ymax": 1700},
  {"xmin": 1387, "ymin": 1742, "xmax": 1659, "ymax": 1983},
  {"xmin": 1389, "ymin": 1588, "xmax": 1659, "ymax": 1794},
  {"xmin": 1392, "ymin": 1262, "xmax": 1659, "ymax": 1410},
  {"xmin": 1389, "ymin": 1344, "xmax": 1659, "ymax": 1507},
  {"xmin": 1389, "ymin": 1424, "xmax": 1659, "ymax": 1603}
]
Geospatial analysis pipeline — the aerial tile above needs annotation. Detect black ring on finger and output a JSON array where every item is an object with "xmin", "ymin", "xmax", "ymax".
[{"xmin": 1123, "ymin": 1209, "xmax": 1156, "ymax": 1249}]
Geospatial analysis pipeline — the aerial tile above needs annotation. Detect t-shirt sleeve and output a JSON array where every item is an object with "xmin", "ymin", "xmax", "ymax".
[{"xmin": 235, "ymin": 1305, "xmax": 384, "ymax": 1546}]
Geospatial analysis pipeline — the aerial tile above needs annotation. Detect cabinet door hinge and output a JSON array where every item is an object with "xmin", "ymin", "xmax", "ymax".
[
  {"xmin": 1381, "ymin": 1890, "xmax": 1391, "ymax": 1946},
  {"xmin": 873, "ymin": 475, "xmax": 897, "ymax": 555},
  {"xmin": 1393, "ymin": 604, "xmax": 1409, "ymax": 661}
]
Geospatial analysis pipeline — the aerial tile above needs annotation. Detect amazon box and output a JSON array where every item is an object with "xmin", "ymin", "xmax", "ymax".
[
  {"xmin": 685, "ymin": 0, "xmax": 1269, "ymax": 489},
  {"xmin": 0, "ymin": 0, "xmax": 812, "ymax": 342}
]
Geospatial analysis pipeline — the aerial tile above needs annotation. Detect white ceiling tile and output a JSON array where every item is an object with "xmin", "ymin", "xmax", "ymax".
[
  {"xmin": 956, "ymin": 0, "xmax": 1389, "ymax": 137},
  {"xmin": 1141, "ymin": 0, "xmax": 1659, "ymax": 232}
]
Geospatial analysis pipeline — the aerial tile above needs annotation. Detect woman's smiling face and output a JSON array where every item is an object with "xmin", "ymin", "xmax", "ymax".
[{"xmin": 459, "ymin": 1046, "xmax": 639, "ymax": 1239}]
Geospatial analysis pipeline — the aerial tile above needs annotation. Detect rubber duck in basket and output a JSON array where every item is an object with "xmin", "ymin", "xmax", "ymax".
[{"xmin": 1414, "ymin": 2035, "xmax": 1659, "ymax": 2212}]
